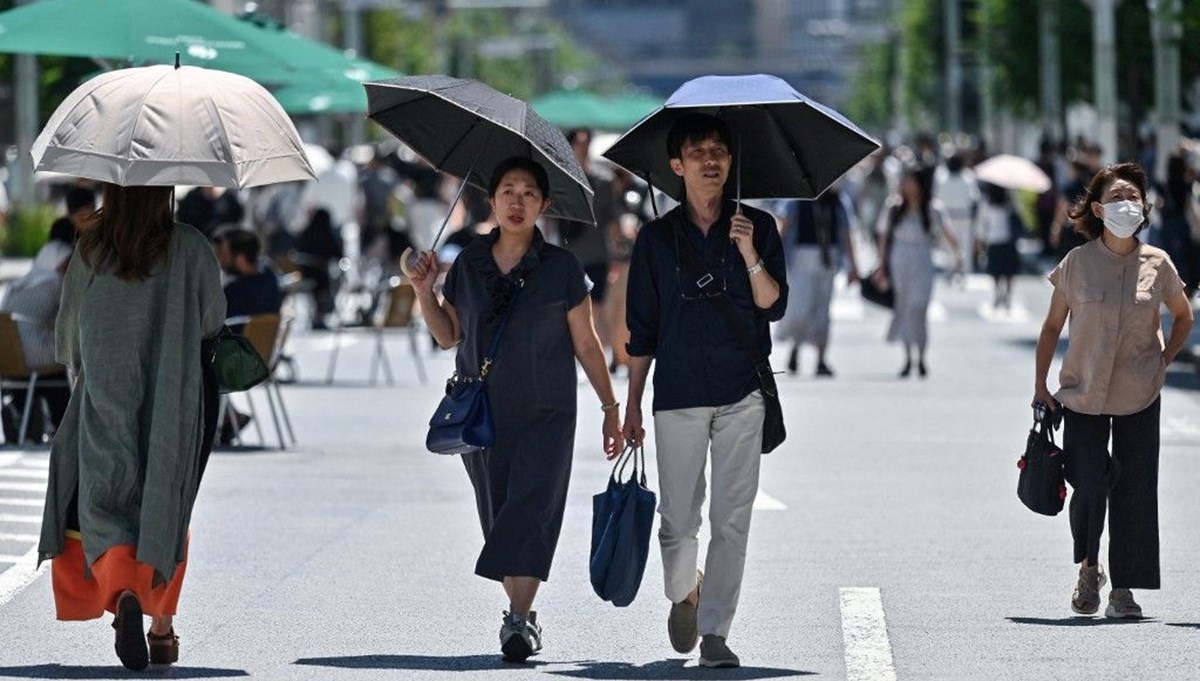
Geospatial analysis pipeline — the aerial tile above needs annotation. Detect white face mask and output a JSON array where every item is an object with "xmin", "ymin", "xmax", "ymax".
[{"xmin": 1101, "ymin": 200, "xmax": 1143, "ymax": 238}]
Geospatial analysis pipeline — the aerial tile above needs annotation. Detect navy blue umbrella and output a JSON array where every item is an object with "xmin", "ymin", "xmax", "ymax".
[{"xmin": 602, "ymin": 74, "xmax": 880, "ymax": 202}]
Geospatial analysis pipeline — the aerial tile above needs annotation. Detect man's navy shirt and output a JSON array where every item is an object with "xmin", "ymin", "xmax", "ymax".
[
  {"xmin": 626, "ymin": 200, "xmax": 787, "ymax": 413},
  {"xmin": 224, "ymin": 271, "xmax": 283, "ymax": 323}
]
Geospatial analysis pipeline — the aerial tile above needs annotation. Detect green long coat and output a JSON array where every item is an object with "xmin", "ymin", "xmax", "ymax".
[{"xmin": 38, "ymin": 223, "xmax": 226, "ymax": 583}]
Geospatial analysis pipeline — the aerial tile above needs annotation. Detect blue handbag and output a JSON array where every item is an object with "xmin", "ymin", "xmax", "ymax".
[
  {"xmin": 425, "ymin": 283, "xmax": 521, "ymax": 455},
  {"xmin": 590, "ymin": 443, "xmax": 656, "ymax": 607}
]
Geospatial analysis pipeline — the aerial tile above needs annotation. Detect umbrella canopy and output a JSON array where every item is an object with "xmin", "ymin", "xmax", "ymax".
[
  {"xmin": 0, "ymin": 0, "xmax": 293, "ymax": 72},
  {"xmin": 602, "ymin": 74, "xmax": 879, "ymax": 201},
  {"xmin": 32, "ymin": 64, "xmax": 315, "ymax": 188},
  {"xmin": 364, "ymin": 75, "xmax": 594, "ymax": 226},
  {"xmin": 532, "ymin": 89, "xmax": 661, "ymax": 131},
  {"xmin": 974, "ymin": 154, "xmax": 1052, "ymax": 193}
]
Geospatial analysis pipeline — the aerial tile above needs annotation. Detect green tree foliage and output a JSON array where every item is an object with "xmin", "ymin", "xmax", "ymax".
[
  {"xmin": 363, "ymin": 7, "xmax": 608, "ymax": 101},
  {"xmin": 845, "ymin": 41, "xmax": 896, "ymax": 132},
  {"xmin": 860, "ymin": 0, "xmax": 1200, "ymax": 135}
]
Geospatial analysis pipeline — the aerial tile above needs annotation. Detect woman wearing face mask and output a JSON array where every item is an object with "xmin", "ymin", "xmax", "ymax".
[{"xmin": 1034, "ymin": 162, "xmax": 1194, "ymax": 619}]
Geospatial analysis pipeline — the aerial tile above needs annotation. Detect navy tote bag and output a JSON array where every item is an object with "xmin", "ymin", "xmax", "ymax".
[{"xmin": 590, "ymin": 443, "xmax": 656, "ymax": 607}]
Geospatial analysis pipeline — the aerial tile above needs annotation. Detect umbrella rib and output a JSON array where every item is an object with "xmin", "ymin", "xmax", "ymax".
[
  {"xmin": 434, "ymin": 116, "xmax": 481, "ymax": 177},
  {"xmin": 762, "ymin": 105, "xmax": 818, "ymax": 196},
  {"xmin": 123, "ymin": 67, "xmax": 177, "ymax": 184}
]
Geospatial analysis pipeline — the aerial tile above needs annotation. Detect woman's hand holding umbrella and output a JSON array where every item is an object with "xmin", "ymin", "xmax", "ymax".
[{"xmin": 407, "ymin": 251, "xmax": 441, "ymax": 299}]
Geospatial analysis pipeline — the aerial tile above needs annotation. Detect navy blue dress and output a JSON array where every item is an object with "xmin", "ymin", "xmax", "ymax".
[{"xmin": 442, "ymin": 227, "xmax": 590, "ymax": 582}]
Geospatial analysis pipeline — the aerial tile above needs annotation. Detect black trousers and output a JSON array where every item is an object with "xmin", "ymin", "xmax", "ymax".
[{"xmin": 1063, "ymin": 398, "xmax": 1160, "ymax": 589}]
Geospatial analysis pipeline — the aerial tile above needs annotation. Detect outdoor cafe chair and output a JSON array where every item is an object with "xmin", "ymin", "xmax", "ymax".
[
  {"xmin": 0, "ymin": 312, "xmax": 70, "ymax": 446},
  {"xmin": 325, "ymin": 279, "xmax": 428, "ymax": 387}
]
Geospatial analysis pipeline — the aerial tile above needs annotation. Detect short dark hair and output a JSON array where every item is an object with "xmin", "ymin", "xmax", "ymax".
[
  {"xmin": 65, "ymin": 187, "xmax": 95, "ymax": 214},
  {"xmin": 488, "ymin": 156, "xmax": 550, "ymax": 198},
  {"xmin": 1066, "ymin": 162, "xmax": 1150, "ymax": 240},
  {"xmin": 666, "ymin": 113, "xmax": 731, "ymax": 160},
  {"xmin": 223, "ymin": 228, "xmax": 261, "ymax": 264}
]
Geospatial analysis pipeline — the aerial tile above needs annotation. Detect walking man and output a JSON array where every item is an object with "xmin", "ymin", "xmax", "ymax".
[{"xmin": 622, "ymin": 113, "xmax": 787, "ymax": 668}]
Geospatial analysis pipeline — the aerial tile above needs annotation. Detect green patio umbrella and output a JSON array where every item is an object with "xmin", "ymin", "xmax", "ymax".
[
  {"xmin": 532, "ymin": 89, "xmax": 662, "ymax": 131},
  {"xmin": 0, "ymin": 0, "xmax": 300, "ymax": 74},
  {"xmin": 272, "ymin": 80, "xmax": 373, "ymax": 115},
  {"xmin": 531, "ymin": 89, "xmax": 610, "ymax": 129}
]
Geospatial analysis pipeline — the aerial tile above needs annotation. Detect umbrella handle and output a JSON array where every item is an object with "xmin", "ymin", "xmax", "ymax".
[{"xmin": 398, "ymin": 247, "xmax": 417, "ymax": 278}]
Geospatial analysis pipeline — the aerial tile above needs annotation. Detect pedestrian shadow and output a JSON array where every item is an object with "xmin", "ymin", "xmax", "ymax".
[
  {"xmin": 1006, "ymin": 616, "xmax": 1154, "ymax": 627},
  {"xmin": 546, "ymin": 659, "xmax": 814, "ymax": 680},
  {"xmin": 0, "ymin": 664, "xmax": 248, "ymax": 679},
  {"xmin": 1165, "ymin": 623, "xmax": 1200, "ymax": 630},
  {"xmin": 294, "ymin": 654, "xmax": 545, "ymax": 672}
]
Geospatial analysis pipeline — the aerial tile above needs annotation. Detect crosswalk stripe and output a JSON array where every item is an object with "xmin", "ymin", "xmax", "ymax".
[
  {"xmin": 18, "ymin": 458, "xmax": 49, "ymax": 469},
  {"xmin": 840, "ymin": 587, "xmax": 898, "ymax": 681},
  {"xmin": 0, "ymin": 555, "xmax": 29, "ymax": 563},
  {"xmin": 0, "ymin": 532, "xmax": 38, "ymax": 542},
  {"xmin": 0, "ymin": 454, "xmax": 21, "ymax": 468},
  {"xmin": 753, "ymin": 488, "xmax": 787, "ymax": 511},
  {"xmin": 0, "ymin": 546, "xmax": 46, "ymax": 607},
  {"xmin": 0, "ymin": 497, "xmax": 42, "ymax": 507},
  {"xmin": 0, "ymin": 513, "xmax": 40, "ymax": 524},
  {"xmin": 0, "ymin": 482, "xmax": 45, "ymax": 493},
  {"xmin": 0, "ymin": 469, "xmax": 49, "ymax": 480}
]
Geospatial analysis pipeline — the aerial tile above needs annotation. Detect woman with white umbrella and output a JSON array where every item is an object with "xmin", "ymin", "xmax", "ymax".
[{"xmin": 32, "ymin": 63, "xmax": 313, "ymax": 670}]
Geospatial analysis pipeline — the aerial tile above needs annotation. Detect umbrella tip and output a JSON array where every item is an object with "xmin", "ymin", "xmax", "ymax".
[{"xmin": 174, "ymin": 52, "xmax": 180, "ymax": 69}]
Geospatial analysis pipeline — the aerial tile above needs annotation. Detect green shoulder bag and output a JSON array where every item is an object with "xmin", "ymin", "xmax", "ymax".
[{"xmin": 202, "ymin": 326, "xmax": 270, "ymax": 393}]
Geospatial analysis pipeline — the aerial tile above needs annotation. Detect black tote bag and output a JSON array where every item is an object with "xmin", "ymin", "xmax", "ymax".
[{"xmin": 1017, "ymin": 408, "xmax": 1067, "ymax": 516}]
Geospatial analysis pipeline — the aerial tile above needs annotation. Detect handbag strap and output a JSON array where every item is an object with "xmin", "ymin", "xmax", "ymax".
[
  {"xmin": 654, "ymin": 216, "xmax": 767, "ymax": 379},
  {"xmin": 611, "ymin": 442, "xmax": 647, "ymax": 486},
  {"xmin": 479, "ymin": 279, "xmax": 524, "ymax": 379}
]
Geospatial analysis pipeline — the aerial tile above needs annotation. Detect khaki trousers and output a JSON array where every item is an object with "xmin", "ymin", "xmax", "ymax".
[{"xmin": 654, "ymin": 390, "xmax": 763, "ymax": 639}]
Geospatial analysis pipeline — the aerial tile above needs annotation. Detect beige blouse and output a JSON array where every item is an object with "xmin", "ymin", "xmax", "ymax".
[{"xmin": 1048, "ymin": 240, "xmax": 1185, "ymax": 415}]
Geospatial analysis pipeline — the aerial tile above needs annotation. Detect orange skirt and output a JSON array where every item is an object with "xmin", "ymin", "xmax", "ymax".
[{"xmin": 51, "ymin": 531, "xmax": 189, "ymax": 621}]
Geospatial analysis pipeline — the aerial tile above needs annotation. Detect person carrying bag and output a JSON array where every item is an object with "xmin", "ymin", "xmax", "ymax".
[
  {"xmin": 590, "ymin": 443, "xmax": 656, "ymax": 607},
  {"xmin": 425, "ymin": 285, "xmax": 521, "ymax": 455}
]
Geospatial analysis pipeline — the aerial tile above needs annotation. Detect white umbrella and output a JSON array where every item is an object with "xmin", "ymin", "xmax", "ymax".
[
  {"xmin": 974, "ymin": 154, "xmax": 1052, "ymax": 193},
  {"xmin": 32, "ymin": 63, "xmax": 315, "ymax": 188}
]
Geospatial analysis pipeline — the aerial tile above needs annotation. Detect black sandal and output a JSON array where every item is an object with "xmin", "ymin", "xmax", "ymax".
[
  {"xmin": 112, "ymin": 594, "xmax": 148, "ymax": 671},
  {"xmin": 147, "ymin": 628, "xmax": 179, "ymax": 665}
]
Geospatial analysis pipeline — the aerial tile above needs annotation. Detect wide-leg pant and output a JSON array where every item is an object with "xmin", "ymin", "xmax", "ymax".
[
  {"xmin": 654, "ymin": 391, "xmax": 763, "ymax": 639},
  {"xmin": 1062, "ymin": 398, "xmax": 1160, "ymax": 589}
]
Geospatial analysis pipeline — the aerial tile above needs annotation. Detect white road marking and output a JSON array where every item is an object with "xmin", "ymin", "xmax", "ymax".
[
  {"xmin": 1164, "ymin": 417, "xmax": 1200, "ymax": 440},
  {"xmin": 0, "ymin": 453, "xmax": 21, "ymax": 468},
  {"xmin": 0, "ymin": 532, "xmax": 38, "ymax": 542},
  {"xmin": 978, "ymin": 301, "xmax": 1030, "ymax": 323},
  {"xmin": 839, "ymin": 587, "xmax": 898, "ymax": 681},
  {"xmin": 831, "ymin": 297, "xmax": 866, "ymax": 321},
  {"xmin": 0, "ymin": 481, "xmax": 45, "ymax": 493},
  {"xmin": 0, "ymin": 497, "xmax": 43, "ymax": 507},
  {"xmin": 0, "ymin": 513, "xmax": 40, "ymax": 524},
  {"xmin": 927, "ymin": 301, "xmax": 947, "ymax": 323},
  {"xmin": 0, "ymin": 546, "xmax": 46, "ymax": 607},
  {"xmin": 19, "ymin": 458, "xmax": 49, "ymax": 468},
  {"xmin": 753, "ymin": 487, "xmax": 787, "ymax": 511},
  {"xmin": 0, "ymin": 468, "xmax": 49, "ymax": 479}
]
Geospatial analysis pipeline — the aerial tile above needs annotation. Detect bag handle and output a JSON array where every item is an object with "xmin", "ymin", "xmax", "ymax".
[
  {"xmin": 611, "ymin": 442, "xmax": 648, "ymax": 487},
  {"xmin": 1032, "ymin": 400, "xmax": 1062, "ymax": 446}
]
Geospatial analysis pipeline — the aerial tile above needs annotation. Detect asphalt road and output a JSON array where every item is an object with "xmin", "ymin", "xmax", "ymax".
[{"xmin": 1, "ymin": 272, "xmax": 1199, "ymax": 680}]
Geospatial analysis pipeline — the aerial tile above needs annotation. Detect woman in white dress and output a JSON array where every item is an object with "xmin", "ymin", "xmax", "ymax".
[{"xmin": 873, "ymin": 170, "xmax": 960, "ymax": 377}]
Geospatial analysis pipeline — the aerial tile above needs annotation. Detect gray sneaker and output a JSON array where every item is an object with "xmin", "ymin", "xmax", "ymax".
[
  {"xmin": 1105, "ymin": 589, "xmax": 1143, "ymax": 619},
  {"xmin": 499, "ymin": 611, "xmax": 542, "ymax": 662},
  {"xmin": 1071, "ymin": 564, "xmax": 1107, "ymax": 615},
  {"xmin": 699, "ymin": 635, "xmax": 740, "ymax": 668},
  {"xmin": 668, "ymin": 570, "xmax": 703, "ymax": 653}
]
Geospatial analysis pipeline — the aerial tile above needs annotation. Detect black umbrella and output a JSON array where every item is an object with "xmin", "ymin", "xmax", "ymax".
[
  {"xmin": 363, "ymin": 75, "xmax": 595, "ymax": 237},
  {"xmin": 602, "ymin": 74, "xmax": 880, "ymax": 203}
]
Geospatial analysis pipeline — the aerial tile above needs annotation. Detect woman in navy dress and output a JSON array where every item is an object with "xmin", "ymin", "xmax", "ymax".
[{"xmin": 409, "ymin": 156, "xmax": 622, "ymax": 662}]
